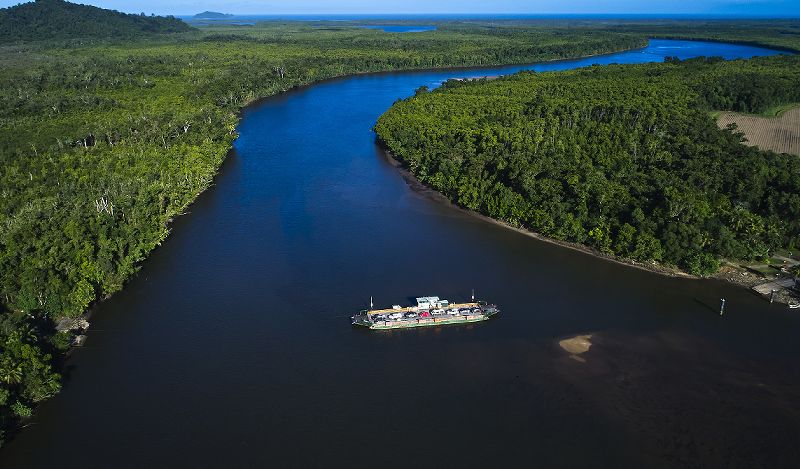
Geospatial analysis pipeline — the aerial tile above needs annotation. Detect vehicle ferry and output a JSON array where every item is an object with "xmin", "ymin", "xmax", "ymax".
[{"xmin": 351, "ymin": 296, "xmax": 499, "ymax": 330}]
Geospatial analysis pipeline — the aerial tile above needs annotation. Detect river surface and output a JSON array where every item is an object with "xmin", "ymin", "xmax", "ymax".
[{"xmin": 2, "ymin": 40, "xmax": 798, "ymax": 468}]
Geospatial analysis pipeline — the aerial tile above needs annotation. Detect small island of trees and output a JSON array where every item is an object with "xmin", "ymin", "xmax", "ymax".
[{"xmin": 193, "ymin": 11, "xmax": 234, "ymax": 19}]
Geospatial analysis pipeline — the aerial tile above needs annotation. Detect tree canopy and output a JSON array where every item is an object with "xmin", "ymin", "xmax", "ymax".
[
  {"xmin": 0, "ymin": 17, "xmax": 648, "ymax": 446},
  {"xmin": 0, "ymin": 0, "xmax": 191, "ymax": 43},
  {"xmin": 1, "ymin": 13, "xmax": 798, "ymax": 446},
  {"xmin": 375, "ymin": 55, "xmax": 800, "ymax": 275},
  {"xmin": 193, "ymin": 12, "xmax": 233, "ymax": 19}
]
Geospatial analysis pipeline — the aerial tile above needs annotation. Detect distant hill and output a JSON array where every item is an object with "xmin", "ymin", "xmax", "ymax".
[
  {"xmin": 0, "ymin": 0, "xmax": 192, "ymax": 43},
  {"xmin": 193, "ymin": 11, "xmax": 233, "ymax": 19}
]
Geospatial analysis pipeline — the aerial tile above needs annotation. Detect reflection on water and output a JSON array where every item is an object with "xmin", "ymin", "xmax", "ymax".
[{"xmin": 0, "ymin": 40, "xmax": 797, "ymax": 468}]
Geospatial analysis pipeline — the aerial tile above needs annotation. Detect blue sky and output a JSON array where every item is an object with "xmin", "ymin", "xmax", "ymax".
[{"xmin": 1, "ymin": 0, "xmax": 798, "ymax": 16}]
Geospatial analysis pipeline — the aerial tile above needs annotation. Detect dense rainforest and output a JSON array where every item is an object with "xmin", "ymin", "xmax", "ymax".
[
  {"xmin": 375, "ymin": 55, "xmax": 800, "ymax": 275},
  {"xmin": 0, "ymin": 0, "xmax": 798, "ymax": 445},
  {"xmin": 0, "ymin": 10, "xmax": 648, "ymax": 446},
  {"xmin": 600, "ymin": 19, "xmax": 800, "ymax": 52},
  {"xmin": 0, "ymin": 0, "xmax": 190, "ymax": 42}
]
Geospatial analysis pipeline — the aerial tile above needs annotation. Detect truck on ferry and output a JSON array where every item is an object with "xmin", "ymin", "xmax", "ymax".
[{"xmin": 351, "ymin": 296, "xmax": 499, "ymax": 330}]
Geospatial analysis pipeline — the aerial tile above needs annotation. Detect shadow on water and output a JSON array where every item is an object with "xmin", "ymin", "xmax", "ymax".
[
  {"xmin": 693, "ymin": 297, "xmax": 722, "ymax": 315},
  {"xmin": 0, "ymin": 39, "xmax": 797, "ymax": 469}
]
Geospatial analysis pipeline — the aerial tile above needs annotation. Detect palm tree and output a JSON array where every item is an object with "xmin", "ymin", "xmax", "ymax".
[{"xmin": 0, "ymin": 363, "xmax": 23, "ymax": 385}]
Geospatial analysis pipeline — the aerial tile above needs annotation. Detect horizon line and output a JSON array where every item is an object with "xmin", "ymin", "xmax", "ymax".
[{"xmin": 177, "ymin": 12, "xmax": 800, "ymax": 18}]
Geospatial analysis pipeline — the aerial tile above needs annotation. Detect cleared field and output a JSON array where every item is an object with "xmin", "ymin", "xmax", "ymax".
[{"xmin": 717, "ymin": 107, "xmax": 800, "ymax": 156}]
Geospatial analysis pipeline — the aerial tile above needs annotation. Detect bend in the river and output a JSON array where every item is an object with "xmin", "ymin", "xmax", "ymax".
[{"xmin": 2, "ymin": 39, "xmax": 798, "ymax": 468}]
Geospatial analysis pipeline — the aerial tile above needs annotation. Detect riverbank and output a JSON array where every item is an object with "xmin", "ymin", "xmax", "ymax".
[
  {"xmin": 4, "ymin": 34, "xmax": 800, "ymax": 467},
  {"xmin": 381, "ymin": 149, "xmax": 800, "ymax": 306},
  {"xmin": 0, "ymin": 32, "xmax": 656, "ymax": 446},
  {"xmin": 61, "ymin": 40, "xmax": 660, "ymax": 322},
  {"xmin": 54, "ymin": 37, "xmax": 793, "ymax": 349},
  {"xmin": 1, "ymin": 33, "xmax": 793, "ymax": 451}
]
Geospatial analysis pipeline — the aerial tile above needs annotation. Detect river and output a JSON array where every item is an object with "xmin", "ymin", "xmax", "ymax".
[{"xmin": 2, "ymin": 40, "xmax": 798, "ymax": 468}]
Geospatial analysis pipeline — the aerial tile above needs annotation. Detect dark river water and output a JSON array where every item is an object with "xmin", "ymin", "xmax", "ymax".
[{"xmin": 3, "ymin": 40, "xmax": 798, "ymax": 468}]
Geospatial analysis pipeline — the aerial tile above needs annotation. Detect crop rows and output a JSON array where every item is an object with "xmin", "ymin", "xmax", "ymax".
[{"xmin": 718, "ymin": 108, "xmax": 800, "ymax": 156}]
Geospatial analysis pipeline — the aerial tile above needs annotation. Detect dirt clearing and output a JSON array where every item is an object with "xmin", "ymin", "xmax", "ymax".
[{"xmin": 717, "ymin": 107, "xmax": 800, "ymax": 156}]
